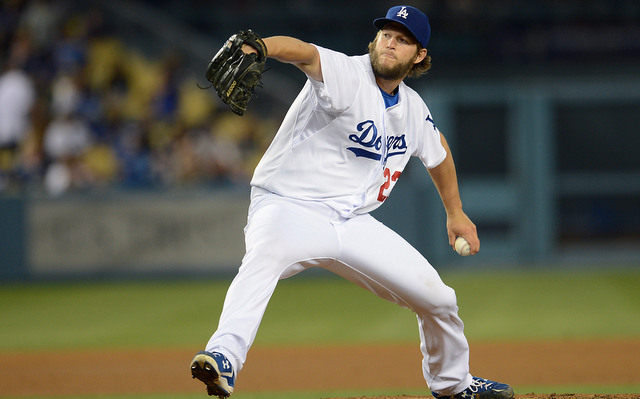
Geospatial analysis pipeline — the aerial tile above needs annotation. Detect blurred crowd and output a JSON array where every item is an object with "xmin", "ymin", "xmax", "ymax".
[
  {"xmin": 3, "ymin": 0, "xmax": 639, "ymax": 197},
  {"xmin": 0, "ymin": 0, "xmax": 276, "ymax": 196}
]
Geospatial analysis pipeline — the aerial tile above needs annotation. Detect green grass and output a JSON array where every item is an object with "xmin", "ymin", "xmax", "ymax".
[
  {"xmin": 451, "ymin": 268, "xmax": 640, "ymax": 341},
  {"xmin": 0, "ymin": 280, "xmax": 226, "ymax": 350},
  {"xmin": 0, "ymin": 268, "xmax": 639, "ymax": 351}
]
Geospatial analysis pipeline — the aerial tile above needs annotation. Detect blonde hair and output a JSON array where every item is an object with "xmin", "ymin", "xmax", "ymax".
[{"xmin": 407, "ymin": 50, "xmax": 431, "ymax": 78}]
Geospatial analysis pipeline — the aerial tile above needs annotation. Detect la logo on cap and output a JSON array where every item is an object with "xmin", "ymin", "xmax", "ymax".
[
  {"xmin": 373, "ymin": 5, "xmax": 431, "ymax": 47},
  {"xmin": 396, "ymin": 6, "xmax": 409, "ymax": 19}
]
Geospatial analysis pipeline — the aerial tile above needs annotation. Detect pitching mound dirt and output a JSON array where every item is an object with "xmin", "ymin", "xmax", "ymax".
[
  {"xmin": 326, "ymin": 396, "xmax": 638, "ymax": 399},
  {"xmin": 1, "ymin": 340, "xmax": 638, "ymax": 397}
]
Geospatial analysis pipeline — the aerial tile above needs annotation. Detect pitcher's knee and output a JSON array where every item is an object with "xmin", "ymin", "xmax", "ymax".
[{"xmin": 414, "ymin": 284, "xmax": 459, "ymax": 316}]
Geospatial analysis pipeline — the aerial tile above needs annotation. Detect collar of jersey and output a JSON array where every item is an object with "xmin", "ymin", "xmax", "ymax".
[{"xmin": 379, "ymin": 87, "xmax": 399, "ymax": 108}]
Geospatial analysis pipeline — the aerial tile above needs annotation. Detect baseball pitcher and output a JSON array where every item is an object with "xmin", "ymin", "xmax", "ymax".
[{"xmin": 191, "ymin": 5, "xmax": 514, "ymax": 399}]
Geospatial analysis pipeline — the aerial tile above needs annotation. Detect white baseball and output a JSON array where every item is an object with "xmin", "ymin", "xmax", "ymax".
[{"xmin": 454, "ymin": 236, "xmax": 471, "ymax": 256}]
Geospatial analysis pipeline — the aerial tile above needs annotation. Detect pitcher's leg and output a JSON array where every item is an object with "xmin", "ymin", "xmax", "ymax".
[
  {"xmin": 330, "ymin": 214, "xmax": 471, "ymax": 394},
  {"xmin": 417, "ymin": 297, "xmax": 472, "ymax": 395},
  {"xmin": 205, "ymin": 196, "xmax": 339, "ymax": 373},
  {"xmin": 205, "ymin": 249, "xmax": 283, "ymax": 373}
]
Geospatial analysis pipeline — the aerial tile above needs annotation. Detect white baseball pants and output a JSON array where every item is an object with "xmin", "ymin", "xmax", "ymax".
[{"xmin": 206, "ymin": 189, "xmax": 472, "ymax": 395}]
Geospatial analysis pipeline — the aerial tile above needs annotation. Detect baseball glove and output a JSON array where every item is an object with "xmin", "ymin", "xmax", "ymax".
[{"xmin": 204, "ymin": 29, "xmax": 267, "ymax": 116}]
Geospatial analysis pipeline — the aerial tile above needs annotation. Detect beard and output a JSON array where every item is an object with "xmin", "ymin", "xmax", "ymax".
[{"xmin": 369, "ymin": 46, "xmax": 415, "ymax": 81}]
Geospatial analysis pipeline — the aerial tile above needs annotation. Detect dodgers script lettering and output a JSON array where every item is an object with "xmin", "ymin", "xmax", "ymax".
[{"xmin": 347, "ymin": 120, "xmax": 408, "ymax": 161}]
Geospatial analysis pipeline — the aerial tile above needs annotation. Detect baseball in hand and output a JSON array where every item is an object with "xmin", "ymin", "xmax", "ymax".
[{"xmin": 454, "ymin": 236, "xmax": 471, "ymax": 256}]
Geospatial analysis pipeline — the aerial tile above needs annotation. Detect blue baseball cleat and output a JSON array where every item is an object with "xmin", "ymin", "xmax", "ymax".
[
  {"xmin": 432, "ymin": 376, "xmax": 514, "ymax": 399},
  {"xmin": 190, "ymin": 351, "xmax": 236, "ymax": 398}
]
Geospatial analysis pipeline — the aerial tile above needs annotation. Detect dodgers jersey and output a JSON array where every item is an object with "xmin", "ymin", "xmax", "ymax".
[{"xmin": 250, "ymin": 45, "xmax": 446, "ymax": 218}]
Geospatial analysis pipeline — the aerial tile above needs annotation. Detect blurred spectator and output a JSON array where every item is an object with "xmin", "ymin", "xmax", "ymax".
[
  {"xmin": 52, "ymin": 13, "xmax": 87, "ymax": 74},
  {"xmin": 51, "ymin": 72, "xmax": 80, "ymax": 117},
  {"xmin": 151, "ymin": 53, "xmax": 181, "ymax": 122},
  {"xmin": 0, "ymin": 0, "xmax": 25, "ymax": 56},
  {"xmin": 13, "ymin": 97, "xmax": 47, "ymax": 189},
  {"xmin": 18, "ymin": 0, "xmax": 61, "ymax": 53},
  {"xmin": 42, "ymin": 111, "xmax": 92, "ymax": 195},
  {"xmin": 0, "ymin": 35, "xmax": 36, "ymax": 191},
  {"xmin": 114, "ymin": 119, "xmax": 153, "ymax": 188}
]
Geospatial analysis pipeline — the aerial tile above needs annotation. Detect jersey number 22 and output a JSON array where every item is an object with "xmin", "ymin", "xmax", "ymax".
[{"xmin": 377, "ymin": 168, "xmax": 401, "ymax": 202}]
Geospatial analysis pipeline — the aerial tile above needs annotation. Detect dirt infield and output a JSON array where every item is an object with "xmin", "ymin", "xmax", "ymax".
[
  {"xmin": 330, "ymin": 396, "xmax": 639, "ymax": 399},
  {"xmin": 1, "ymin": 339, "xmax": 639, "ymax": 398}
]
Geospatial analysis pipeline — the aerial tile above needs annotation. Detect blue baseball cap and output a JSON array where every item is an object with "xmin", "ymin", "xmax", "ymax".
[{"xmin": 373, "ymin": 5, "xmax": 431, "ymax": 48}]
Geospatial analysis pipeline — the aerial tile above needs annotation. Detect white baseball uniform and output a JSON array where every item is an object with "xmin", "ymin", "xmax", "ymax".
[{"xmin": 205, "ymin": 45, "xmax": 473, "ymax": 395}]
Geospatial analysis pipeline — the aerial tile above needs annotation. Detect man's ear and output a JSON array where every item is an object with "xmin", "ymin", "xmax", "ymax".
[{"xmin": 414, "ymin": 48, "xmax": 428, "ymax": 64}]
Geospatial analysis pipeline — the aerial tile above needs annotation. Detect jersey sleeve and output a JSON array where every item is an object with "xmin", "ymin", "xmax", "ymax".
[
  {"xmin": 416, "ymin": 108, "xmax": 447, "ymax": 169},
  {"xmin": 307, "ymin": 45, "xmax": 360, "ymax": 112}
]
